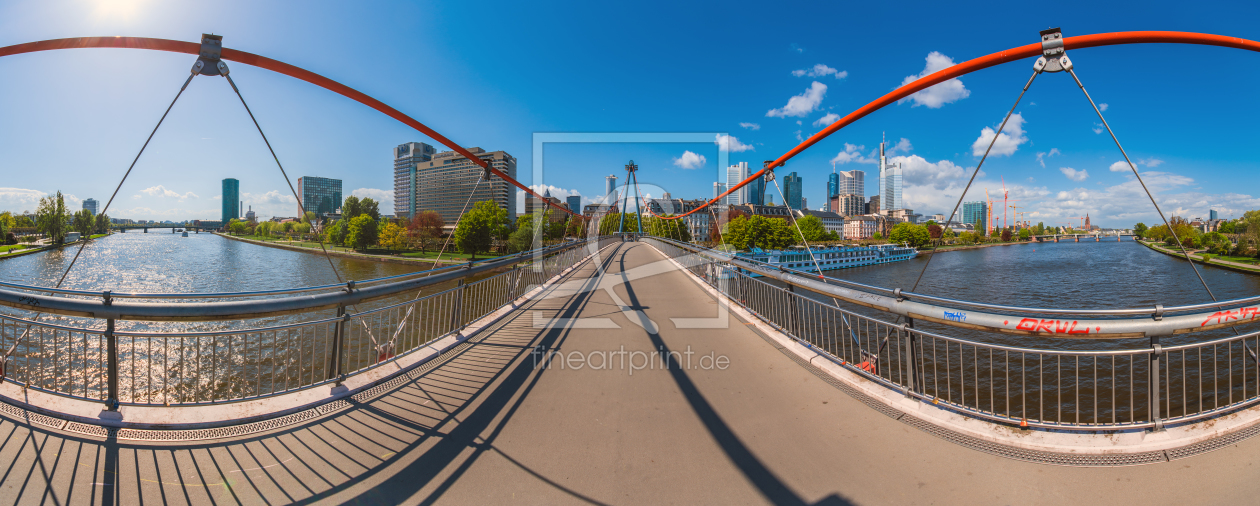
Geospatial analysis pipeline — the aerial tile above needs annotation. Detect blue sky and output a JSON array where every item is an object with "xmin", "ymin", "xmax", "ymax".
[{"xmin": 1, "ymin": 0, "xmax": 1258, "ymax": 227}]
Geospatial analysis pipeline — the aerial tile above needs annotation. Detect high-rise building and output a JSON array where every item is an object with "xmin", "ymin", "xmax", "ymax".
[
  {"xmin": 713, "ymin": 182, "xmax": 725, "ymax": 201},
  {"xmin": 783, "ymin": 172, "xmax": 802, "ymax": 209},
  {"xmin": 222, "ymin": 178, "xmax": 239, "ymax": 223},
  {"xmin": 526, "ymin": 188, "xmax": 567, "ymax": 224},
  {"xmin": 82, "ymin": 198, "xmax": 98, "ymax": 216},
  {"xmin": 747, "ymin": 163, "xmax": 768, "ymax": 206},
  {"xmin": 567, "ymin": 195, "xmax": 582, "ymax": 215},
  {"xmin": 838, "ymin": 170, "xmax": 865, "ymax": 196},
  {"xmin": 606, "ymin": 175, "xmax": 618, "ymax": 204},
  {"xmin": 962, "ymin": 201, "xmax": 988, "ymax": 228},
  {"xmin": 801, "ymin": 197, "xmax": 808, "ymax": 210},
  {"xmin": 393, "ymin": 142, "xmax": 436, "ymax": 219},
  {"xmin": 879, "ymin": 138, "xmax": 903, "ymax": 213},
  {"xmin": 828, "ymin": 171, "xmax": 839, "ymax": 199},
  {"xmin": 868, "ymin": 195, "xmax": 881, "ymax": 216},
  {"xmin": 415, "ymin": 148, "xmax": 517, "ymax": 228},
  {"xmin": 297, "ymin": 176, "xmax": 343, "ymax": 218},
  {"xmin": 1210, "ymin": 209, "xmax": 1219, "ymax": 221},
  {"xmin": 725, "ymin": 162, "xmax": 749, "ymax": 205},
  {"xmin": 245, "ymin": 205, "xmax": 256, "ymax": 223}
]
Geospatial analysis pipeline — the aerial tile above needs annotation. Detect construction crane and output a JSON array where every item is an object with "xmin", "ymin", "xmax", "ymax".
[
  {"xmin": 1065, "ymin": 216, "xmax": 1085, "ymax": 233},
  {"xmin": 1009, "ymin": 204, "xmax": 1024, "ymax": 230},
  {"xmin": 985, "ymin": 188, "xmax": 994, "ymax": 236},
  {"xmin": 1000, "ymin": 176, "xmax": 1010, "ymax": 231}
]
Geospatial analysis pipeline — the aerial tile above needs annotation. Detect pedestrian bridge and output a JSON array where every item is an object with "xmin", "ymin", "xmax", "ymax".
[{"xmin": 2, "ymin": 236, "xmax": 1260, "ymax": 504}]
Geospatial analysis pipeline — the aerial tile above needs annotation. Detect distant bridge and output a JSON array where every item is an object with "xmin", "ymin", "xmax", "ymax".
[
  {"xmin": 1033, "ymin": 233, "xmax": 1135, "ymax": 242},
  {"xmin": 112, "ymin": 224, "xmax": 215, "ymax": 233}
]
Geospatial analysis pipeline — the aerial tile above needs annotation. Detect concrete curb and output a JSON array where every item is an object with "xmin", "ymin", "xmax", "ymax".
[
  {"xmin": 0, "ymin": 241, "xmax": 616, "ymax": 433},
  {"xmin": 646, "ymin": 242, "xmax": 1260, "ymax": 458}
]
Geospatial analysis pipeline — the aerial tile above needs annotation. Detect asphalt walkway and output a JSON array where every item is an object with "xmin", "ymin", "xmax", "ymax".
[{"xmin": 1, "ymin": 242, "xmax": 1259, "ymax": 504}]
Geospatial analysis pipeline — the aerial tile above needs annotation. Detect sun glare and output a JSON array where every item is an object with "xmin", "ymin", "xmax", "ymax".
[{"xmin": 90, "ymin": 0, "xmax": 149, "ymax": 21}]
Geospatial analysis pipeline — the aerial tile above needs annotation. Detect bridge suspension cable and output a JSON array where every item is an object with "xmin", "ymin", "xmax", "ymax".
[{"xmin": 3, "ymin": 71, "xmax": 198, "ymax": 378}]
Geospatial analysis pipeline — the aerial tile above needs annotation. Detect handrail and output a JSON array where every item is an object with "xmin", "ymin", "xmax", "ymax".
[
  {"xmin": 646, "ymin": 236, "xmax": 1260, "ymax": 339},
  {"xmin": 0, "ymin": 239, "xmax": 599, "ymax": 320}
]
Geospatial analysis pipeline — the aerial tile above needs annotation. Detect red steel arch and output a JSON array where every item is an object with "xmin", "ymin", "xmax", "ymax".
[
  {"xmin": 662, "ymin": 31, "xmax": 1260, "ymax": 220},
  {"xmin": 4, "ymin": 33, "xmax": 1259, "ymax": 220},
  {"xmin": 0, "ymin": 36, "xmax": 580, "ymax": 216}
]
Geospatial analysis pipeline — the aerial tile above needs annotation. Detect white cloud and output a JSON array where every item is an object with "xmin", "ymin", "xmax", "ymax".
[
  {"xmin": 1035, "ymin": 148, "xmax": 1061, "ymax": 168},
  {"xmin": 830, "ymin": 143, "xmax": 875, "ymax": 165},
  {"xmin": 137, "ymin": 185, "xmax": 198, "ymax": 201},
  {"xmin": 812, "ymin": 112, "xmax": 841, "ymax": 127},
  {"xmin": 792, "ymin": 64, "xmax": 848, "ymax": 79},
  {"xmin": 767, "ymin": 81, "xmax": 827, "ymax": 118},
  {"xmin": 0, "ymin": 187, "xmax": 52, "ymax": 213},
  {"xmin": 886, "ymin": 137, "xmax": 912, "ymax": 155},
  {"xmin": 672, "ymin": 151, "xmax": 706, "ymax": 169},
  {"xmin": 1138, "ymin": 157, "xmax": 1164, "ymax": 167},
  {"xmin": 1060, "ymin": 167, "xmax": 1089, "ymax": 182},
  {"xmin": 1092, "ymin": 123, "xmax": 1104, "ymax": 134},
  {"xmin": 794, "ymin": 130, "xmax": 803, "ymax": 142},
  {"xmin": 715, "ymin": 134, "xmax": 754, "ymax": 152},
  {"xmin": 1109, "ymin": 161, "xmax": 1133, "ymax": 173},
  {"xmin": 1099, "ymin": 103, "xmax": 1109, "ymax": 112},
  {"xmin": 790, "ymin": 43, "xmax": 803, "ymax": 53},
  {"xmin": 897, "ymin": 52, "xmax": 970, "ymax": 108},
  {"xmin": 739, "ymin": 122, "xmax": 760, "ymax": 131},
  {"xmin": 971, "ymin": 113, "xmax": 1028, "ymax": 157}
]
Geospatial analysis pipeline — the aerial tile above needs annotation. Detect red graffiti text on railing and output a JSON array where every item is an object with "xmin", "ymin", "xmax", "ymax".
[
  {"xmin": 1014, "ymin": 318, "xmax": 1092, "ymax": 335},
  {"xmin": 1201, "ymin": 307, "xmax": 1260, "ymax": 327}
]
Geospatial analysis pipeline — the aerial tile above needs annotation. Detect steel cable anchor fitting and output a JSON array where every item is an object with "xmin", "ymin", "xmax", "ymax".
[
  {"xmin": 1033, "ymin": 27, "xmax": 1073, "ymax": 74},
  {"xmin": 190, "ymin": 33, "xmax": 230, "ymax": 76}
]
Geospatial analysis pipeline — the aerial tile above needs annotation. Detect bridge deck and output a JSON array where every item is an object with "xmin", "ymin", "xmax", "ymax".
[{"xmin": 1, "ymin": 242, "xmax": 1257, "ymax": 504}]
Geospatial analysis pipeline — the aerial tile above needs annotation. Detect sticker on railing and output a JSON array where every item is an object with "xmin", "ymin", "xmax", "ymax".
[{"xmin": 944, "ymin": 311, "xmax": 967, "ymax": 323}]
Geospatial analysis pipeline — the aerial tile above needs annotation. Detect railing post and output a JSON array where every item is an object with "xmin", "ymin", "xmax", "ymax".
[
  {"xmin": 904, "ymin": 319, "xmax": 918, "ymax": 398},
  {"xmin": 450, "ymin": 279, "xmax": 466, "ymax": 332},
  {"xmin": 105, "ymin": 318, "xmax": 119, "ymax": 409},
  {"xmin": 786, "ymin": 284, "xmax": 798, "ymax": 336},
  {"xmin": 327, "ymin": 305, "xmax": 347, "ymax": 383},
  {"xmin": 1149, "ymin": 335, "xmax": 1164, "ymax": 431}
]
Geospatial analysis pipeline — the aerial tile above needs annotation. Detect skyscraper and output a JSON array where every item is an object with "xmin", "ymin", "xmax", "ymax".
[
  {"xmin": 605, "ymin": 175, "xmax": 618, "ymax": 204},
  {"xmin": 415, "ymin": 148, "xmax": 517, "ymax": 227},
  {"xmin": 828, "ymin": 171, "xmax": 839, "ymax": 199},
  {"xmin": 297, "ymin": 176, "xmax": 343, "ymax": 218},
  {"xmin": 1210, "ymin": 209, "xmax": 1219, "ymax": 221},
  {"xmin": 393, "ymin": 142, "xmax": 436, "ymax": 219},
  {"xmin": 566, "ymin": 195, "xmax": 582, "ymax": 214},
  {"xmin": 838, "ymin": 170, "xmax": 864, "ymax": 196},
  {"xmin": 783, "ymin": 172, "xmax": 802, "ymax": 209},
  {"xmin": 962, "ymin": 201, "xmax": 987, "ymax": 228},
  {"xmin": 82, "ymin": 198, "xmax": 98, "ymax": 216},
  {"xmin": 747, "ymin": 162, "xmax": 769, "ymax": 206},
  {"xmin": 879, "ymin": 138, "xmax": 902, "ymax": 214},
  {"xmin": 222, "ymin": 178, "xmax": 239, "ymax": 223},
  {"xmin": 725, "ymin": 162, "xmax": 749, "ymax": 205}
]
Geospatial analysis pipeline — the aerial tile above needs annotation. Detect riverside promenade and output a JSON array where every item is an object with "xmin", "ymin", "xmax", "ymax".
[{"xmin": 2, "ymin": 242, "xmax": 1259, "ymax": 504}]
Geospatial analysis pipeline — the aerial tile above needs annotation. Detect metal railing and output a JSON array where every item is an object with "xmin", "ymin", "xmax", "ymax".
[
  {"xmin": 0, "ymin": 236, "xmax": 617, "ymax": 406},
  {"xmin": 645, "ymin": 236, "xmax": 1260, "ymax": 431}
]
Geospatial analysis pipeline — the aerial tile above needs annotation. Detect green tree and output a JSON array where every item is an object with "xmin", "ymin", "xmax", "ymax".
[
  {"xmin": 228, "ymin": 219, "xmax": 247, "ymax": 235},
  {"xmin": 36, "ymin": 191, "xmax": 69, "ymax": 245},
  {"xmin": 346, "ymin": 215, "xmax": 380, "ymax": 250},
  {"xmin": 323, "ymin": 219, "xmax": 347, "ymax": 245},
  {"xmin": 0, "ymin": 212, "xmax": 14, "ymax": 231},
  {"xmin": 341, "ymin": 196, "xmax": 362, "ymax": 220},
  {"xmin": 888, "ymin": 222, "xmax": 930, "ymax": 248},
  {"xmin": 94, "ymin": 213, "xmax": 111, "ymax": 235},
  {"xmin": 872, "ymin": 231, "xmax": 883, "ymax": 240},
  {"xmin": 1219, "ymin": 221, "xmax": 1236, "ymax": 234},
  {"xmin": 507, "ymin": 213, "xmax": 543, "ymax": 253},
  {"xmin": 646, "ymin": 215, "xmax": 692, "ymax": 242},
  {"xmin": 1133, "ymin": 222, "xmax": 1148, "ymax": 239},
  {"xmin": 1018, "ymin": 228, "xmax": 1032, "ymax": 241},
  {"xmin": 792, "ymin": 215, "xmax": 829, "ymax": 243},
  {"xmin": 454, "ymin": 200, "xmax": 509, "ymax": 259}
]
